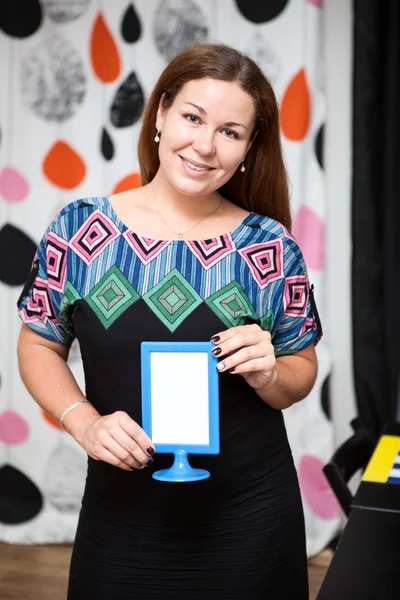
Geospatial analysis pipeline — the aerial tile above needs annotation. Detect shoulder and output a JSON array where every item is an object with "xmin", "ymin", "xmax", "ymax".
[
  {"xmin": 46, "ymin": 196, "xmax": 110, "ymax": 237},
  {"xmin": 239, "ymin": 213, "xmax": 307, "ymax": 274},
  {"xmin": 241, "ymin": 213, "xmax": 298, "ymax": 247}
]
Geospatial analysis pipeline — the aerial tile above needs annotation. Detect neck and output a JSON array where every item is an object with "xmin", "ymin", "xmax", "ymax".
[{"xmin": 150, "ymin": 168, "xmax": 221, "ymax": 218}]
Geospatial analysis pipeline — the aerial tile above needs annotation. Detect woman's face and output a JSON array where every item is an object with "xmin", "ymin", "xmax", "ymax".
[{"xmin": 155, "ymin": 77, "xmax": 256, "ymax": 197}]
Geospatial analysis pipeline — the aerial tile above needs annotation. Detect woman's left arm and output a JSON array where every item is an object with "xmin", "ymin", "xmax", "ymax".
[{"xmin": 210, "ymin": 324, "xmax": 318, "ymax": 411}]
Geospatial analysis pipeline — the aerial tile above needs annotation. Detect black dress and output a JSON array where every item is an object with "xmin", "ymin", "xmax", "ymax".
[{"xmin": 17, "ymin": 197, "xmax": 320, "ymax": 599}]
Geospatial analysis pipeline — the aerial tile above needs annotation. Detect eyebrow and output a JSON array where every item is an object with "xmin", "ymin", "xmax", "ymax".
[{"xmin": 183, "ymin": 102, "xmax": 249, "ymax": 130}]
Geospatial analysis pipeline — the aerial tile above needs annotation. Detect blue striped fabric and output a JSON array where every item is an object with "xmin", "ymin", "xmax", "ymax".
[
  {"xmin": 387, "ymin": 452, "xmax": 400, "ymax": 485},
  {"xmin": 17, "ymin": 196, "xmax": 320, "ymax": 354}
]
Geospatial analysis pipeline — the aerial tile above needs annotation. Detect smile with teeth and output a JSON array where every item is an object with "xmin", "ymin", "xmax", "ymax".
[{"xmin": 181, "ymin": 157, "xmax": 213, "ymax": 171}]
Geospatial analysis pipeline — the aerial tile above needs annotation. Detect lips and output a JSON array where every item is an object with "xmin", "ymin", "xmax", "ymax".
[{"xmin": 179, "ymin": 155, "xmax": 215, "ymax": 170}]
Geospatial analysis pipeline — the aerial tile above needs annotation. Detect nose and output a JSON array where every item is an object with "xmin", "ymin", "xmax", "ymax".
[{"xmin": 192, "ymin": 127, "xmax": 216, "ymax": 157}]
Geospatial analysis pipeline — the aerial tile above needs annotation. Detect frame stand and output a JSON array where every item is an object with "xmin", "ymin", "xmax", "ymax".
[{"xmin": 152, "ymin": 449, "xmax": 210, "ymax": 482}]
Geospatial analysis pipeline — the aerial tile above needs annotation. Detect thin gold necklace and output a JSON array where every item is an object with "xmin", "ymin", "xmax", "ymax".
[{"xmin": 151, "ymin": 183, "xmax": 223, "ymax": 239}]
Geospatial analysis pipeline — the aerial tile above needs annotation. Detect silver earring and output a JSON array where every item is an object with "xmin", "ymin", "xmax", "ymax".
[
  {"xmin": 154, "ymin": 129, "xmax": 160, "ymax": 143},
  {"xmin": 240, "ymin": 159, "xmax": 245, "ymax": 173}
]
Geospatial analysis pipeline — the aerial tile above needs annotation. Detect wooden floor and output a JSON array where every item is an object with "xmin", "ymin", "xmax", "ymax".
[{"xmin": 0, "ymin": 543, "xmax": 331, "ymax": 599}]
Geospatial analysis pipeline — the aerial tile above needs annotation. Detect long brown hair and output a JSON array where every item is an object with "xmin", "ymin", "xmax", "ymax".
[{"xmin": 137, "ymin": 43, "xmax": 291, "ymax": 230}]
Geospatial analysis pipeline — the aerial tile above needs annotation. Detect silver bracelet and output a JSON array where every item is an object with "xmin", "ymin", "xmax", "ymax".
[{"xmin": 60, "ymin": 400, "xmax": 89, "ymax": 430}]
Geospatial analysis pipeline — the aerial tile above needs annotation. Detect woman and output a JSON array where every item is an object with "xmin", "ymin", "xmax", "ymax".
[{"xmin": 17, "ymin": 43, "xmax": 321, "ymax": 599}]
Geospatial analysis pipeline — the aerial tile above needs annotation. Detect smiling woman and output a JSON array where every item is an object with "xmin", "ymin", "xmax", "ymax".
[
  {"xmin": 17, "ymin": 42, "xmax": 321, "ymax": 599},
  {"xmin": 138, "ymin": 43, "xmax": 290, "ymax": 229},
  {"xmin": 155, "ymin": 78, "xmax": 254, "ymax": 198}
]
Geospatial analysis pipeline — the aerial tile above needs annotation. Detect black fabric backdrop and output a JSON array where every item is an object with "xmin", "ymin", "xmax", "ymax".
[{"xmin": 352, "ymin": 0, "xmax": 400, "ymax": 439}]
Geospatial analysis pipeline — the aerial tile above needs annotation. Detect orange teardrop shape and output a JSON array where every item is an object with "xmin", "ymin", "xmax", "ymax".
[
  {"xmin": 112, "ymin": 172, "xmax": 141, "ymax": 194},
  {"xmin": 280, "ymin": 68, "xmax": 311, "ymax": 141},
  {"xmin": 43, "ymin": 140, "xmax": 86, "ymax": 189},
  {"xmin": 42, "ymin": 410, "xmax": 63, "ymax": 431},
  {"xmin": 91, "ymin": 12, "xmax": 121, "ymax": 83}
]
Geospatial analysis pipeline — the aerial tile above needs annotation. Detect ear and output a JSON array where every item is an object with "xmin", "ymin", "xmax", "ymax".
[
  {"xmin": 246, "ymin": 129, "xmax": 258, "ymax": 154},
  {"xmin": 156, "ymin": 93, "xmax": 168, "ymax": 131}
]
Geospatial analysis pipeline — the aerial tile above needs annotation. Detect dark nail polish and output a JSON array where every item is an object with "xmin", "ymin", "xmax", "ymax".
[
  {"xmin": 212, "ymin": 347, "xmax": 222, "ymax": 356},
  {"xmin": 210, "ymin": 336, "xmax": 220, "ymax": 343},
  {"xmin": 228, "ymin": 367, "xmax": 236, "ymax": 373},
  {"xmin": 147, "ymin": 447, "xmax": 155, "ymax": 456},
  {"xmin": 147, "ymin": 459, "xmax": 154, "ymax": 466}
]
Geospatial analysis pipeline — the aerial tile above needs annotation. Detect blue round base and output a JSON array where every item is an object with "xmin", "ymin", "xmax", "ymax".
[
  {"xmin": 153, "ymin": 467, "xmax": 210, "ymax": 482},
  {"xmin": 151, "ymin": 449, "xmax": 210, "ymax": 482}
]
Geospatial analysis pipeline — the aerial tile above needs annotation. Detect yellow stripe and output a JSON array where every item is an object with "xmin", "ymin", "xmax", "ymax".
[{"xmin": 362, "ymin": 435, "xmax": 400, "ymax": 483}]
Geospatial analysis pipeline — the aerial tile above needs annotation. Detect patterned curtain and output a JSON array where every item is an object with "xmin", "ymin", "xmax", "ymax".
[{"xmin": 0, "ymin": 0, "xmax": 340, "ymax": 554}]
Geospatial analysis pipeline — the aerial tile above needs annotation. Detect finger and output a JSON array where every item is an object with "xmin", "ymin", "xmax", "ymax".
[
  {"xmin": 116, "ymin": 411, "xmax": 156, "ymax": 457},
  {"xmin": 212, "ymin": 328, "xmax": 269, "ymax": 359},
  {"xmin": 217, "ymin": 350, "xmax": 275, "ymax": 374},
  {"xmin": 232, "ymin": 357, "xmax": 275, "ymax": 376},
  {"xmin": 215, "ymin": 341, "xmax": 272, "ymax": 369},
  {"xmin": 108, "ymin": 427, "xmax": 153, "ymax": 467},
  {"xmin": 211, "ymin": 324, "xmax": 263, "ymax": 345},
  {"xmin": 95, "ymin": 446, "xmax": 138, "ymax": 471},
  {"xmin": 101, "ymin": 433, "xmax": 144, "ymax": 470}
]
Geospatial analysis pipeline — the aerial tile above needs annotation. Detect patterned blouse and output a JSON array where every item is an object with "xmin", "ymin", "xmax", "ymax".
[{"xmin": 17, "ymin": 196, "xmax": 320, "ymax": 353}]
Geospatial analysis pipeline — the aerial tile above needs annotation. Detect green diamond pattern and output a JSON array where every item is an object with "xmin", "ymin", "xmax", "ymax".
[
  {"xmin": 86, "ymin": 265, "xmax": 139, "ymax": 329},
  {"xmin": 206, "ymin": 281, "xmax": 258, "ymax": 328},
  {"xmin": 143, "ymin": 268, "xmax": 202, "ymax": 332},
  {"xmin": 60, "ymin": 281, "xmax": 81, "ymax": 334},
  {"xmin": 260, "ymin": 309, "xmax": 274, "ymax": 332}
]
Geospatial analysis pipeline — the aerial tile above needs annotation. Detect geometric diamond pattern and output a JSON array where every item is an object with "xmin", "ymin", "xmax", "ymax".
[
  {"xmin": 123, "ymin": 231, "xmax": 170, "ymax": 265},
  {"xmin": 143, "ymin": 268, "xmax": 202, "ymax": 332},
  {"xmin": 299, "ymin": 317, "xmax": 316, "ymax": 336},
  {"xmin": 205, "ymin": 281, "xmax": 258, "ymax": 328},
  {"xmin": 69, "ymin": 209, "xmax": 120, "ymax": 265},
  {"xmin": 239, "ymin": 240, "xmax": 283, "ymax": 289},
  {"xmin": 284, "ymin": 276, "xmax": 308, "ymax": 317},
  {"xmin": 20, "ymin": 276, "xmax": 57, "ymax": 323},
  {"xmin": 17, "ymin": 195, "xmax": 320, "ymax": 355},
  {"xmin": 187, "ymin": 234, "xmax": 236, "ymax": 270},
  {"xmin": 260, "ymin": 309, "xmax": 274, "ymax": 332},
  {"xmin": 60, "ymin": 281, "xmax": 81, "ymax": 334},
  {"xmin": 85, "ymin": 265, "xmax": 139, "ymax": 329},
  {"xmin": 46, "ymin": 231, "xmax": 68, "ymax": 293}
]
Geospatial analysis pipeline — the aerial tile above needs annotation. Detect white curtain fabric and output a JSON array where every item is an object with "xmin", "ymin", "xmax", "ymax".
[{"xmin": 0, "ymin": 0, "xmax": 340, "ymax": 555}]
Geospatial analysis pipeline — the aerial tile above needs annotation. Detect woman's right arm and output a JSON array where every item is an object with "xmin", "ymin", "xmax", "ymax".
[{"xmin": 17, "ymin": 324, "xmax": 155, "ymax": 470}]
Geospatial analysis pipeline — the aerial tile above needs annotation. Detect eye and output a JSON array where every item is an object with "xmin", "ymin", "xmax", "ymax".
[
  {"xmin": 184, "ymin": 114, "xmax": 201, "ymax": 124},
  {"xmin": 221, "ymin": 128, "xmax": 239, "ymax": 139}
]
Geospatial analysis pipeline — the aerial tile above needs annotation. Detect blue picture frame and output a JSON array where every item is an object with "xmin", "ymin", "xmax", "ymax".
[{"xmin": 141, "ymin": 341, "xmax": 220, "ymax": 481}]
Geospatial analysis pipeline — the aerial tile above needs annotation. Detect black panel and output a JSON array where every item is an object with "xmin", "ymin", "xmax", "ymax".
[
  {"xmin": 352, "ymin": 1, "xmax": 400, "ymax": 436},
  {"xmin": 318, "ymin": 508, "xmax": 400, "ymax": 599}
]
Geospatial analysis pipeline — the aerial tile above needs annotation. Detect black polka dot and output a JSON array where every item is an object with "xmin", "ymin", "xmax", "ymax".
[
  {"xmin": 0, "ymin": 465, "xmax": 43, "ymax": 524},
  {"xmin": 0, "ymin": 0, "xmax": 43, "ymax": 38},
  {"xmin": 315, "ymin": 124, "xmax": 324, "ymax": 169},
  {"xmin": 235, "ymin": 0, "xmax": 290, "ymax": 23},
  {"xmin": 110, "ymin": 72, "xmax": 145, "ymax": 128},
  {"xmin": 0, "ymin": 224, "xmax": 37, "ymax": 286},
  {"xmin": 101, "ymin": 127, "xmax": 115, "ymax": 161},
  {"xmin": 121, "ymin": 3, "xmax": 142, "ymax": 44},
  {"xmin": 321, "ymin": 374, "xmax": 331, "ymax": 421}
]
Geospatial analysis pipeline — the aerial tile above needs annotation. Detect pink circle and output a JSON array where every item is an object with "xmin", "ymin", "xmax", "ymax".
[
  {"xmin": 0, "ymin": 410, "xmax": 30, "ymax": 445},
  {"xmin": 292, "ymin": 206, "xmax": 325, "ymax": 271},
  {"xmin": 298, "ymin": 454, "xmax": 340, "ymax": 519},
  {"xmin": 0, "ymin": 166, "xmax": 30, "ymax": 202},
  {"xmin": 307, "ymin": 0, "xmax": 323, "ymax": 7}
]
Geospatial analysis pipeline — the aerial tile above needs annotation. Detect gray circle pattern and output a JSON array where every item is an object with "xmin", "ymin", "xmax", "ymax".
[{"xmin": 21, "ymin": 35, "xmax": 86, "ymax": 123}]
